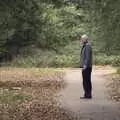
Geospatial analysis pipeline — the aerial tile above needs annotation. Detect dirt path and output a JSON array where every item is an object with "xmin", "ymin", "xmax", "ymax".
[{"xmin": 58, "ymin": 66, "xmax": 120, "ymax": 120}]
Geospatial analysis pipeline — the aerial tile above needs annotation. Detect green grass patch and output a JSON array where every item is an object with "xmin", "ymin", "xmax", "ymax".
[
  {"xmin": 1, "ymin": 41, "xmax": 120, "ymax": 68},
  {"xmin": 0, "ymin": 88, "xmax": 32, "ymax": 105},
  {"xmin": 116, "ymin": 67, "xmax": 120, "ymax": 74},
  {"xmin": 94, "ymin": 54, "xmax": 120, "ymax": 66}
]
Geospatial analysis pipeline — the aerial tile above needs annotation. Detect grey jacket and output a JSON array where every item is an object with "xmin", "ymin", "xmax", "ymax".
[{"xmin": 80, "ymin": 42, "xmax": 92, "ymax": 68}]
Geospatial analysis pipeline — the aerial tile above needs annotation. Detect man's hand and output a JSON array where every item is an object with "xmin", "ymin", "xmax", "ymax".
[{"xmin": 82, "ymin": 65, "xmax": 87, "ymax": 71}]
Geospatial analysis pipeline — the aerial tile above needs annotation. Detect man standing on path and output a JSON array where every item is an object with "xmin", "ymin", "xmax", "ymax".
[{"xmin": 80, "ymin": 34, "xmax": 93, "ymax": 99}]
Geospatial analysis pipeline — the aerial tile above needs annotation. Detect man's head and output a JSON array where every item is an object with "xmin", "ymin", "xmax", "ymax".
[{"xmin": 81, "ymin": 34, "xmax": 88, "ymax": 43}]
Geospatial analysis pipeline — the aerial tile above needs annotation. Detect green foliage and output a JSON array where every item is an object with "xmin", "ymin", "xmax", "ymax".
[
  {"xmin": 84, "ymin": 0, "xmax": 120, "ymax": 55},
  {"xmin": 5, "ymin": 51, "xmax": 80, "ymax": 68},
  {"xmin": 117, "ymin": 68, "xmax": 120, "ymax": 74},
  {"xmin": 0, "ymin": 1, "xmax": 85, "ymax": 61},
  {"xmin": 1, "ymin": 41, "xmax": 80, "ymax": 67},
  {"xmin": 94, "ymin": 54, "xmax": 120, "ymax": 66},
  {"xmin": 1, "ymin": 0, "xmax": 120, "ymax": 67},
  {"xmin": 0, "ymin": 88, "xmax": 31, "ymax": 105},
  {"xmin": 0, "ymin": 0, "xmax": 43, "ymax": 60}
]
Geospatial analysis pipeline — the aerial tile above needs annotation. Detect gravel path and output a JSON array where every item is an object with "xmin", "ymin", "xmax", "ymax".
[{"xmin": 58, "ymin": 66, "xmax": 120, "ymax": 120}]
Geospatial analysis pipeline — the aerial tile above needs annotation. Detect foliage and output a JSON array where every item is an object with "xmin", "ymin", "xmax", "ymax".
[
  {"xmin": 83, "ymin": 0, "xmax": 120, "ymax": 55},
  {"xmin": 1, "ymin": 0, "xmax": 120, "ymax": 67},
  {"xmin": 117, "ymin": 68, "xmax": 120, "ymax": 74},
  {"xmin": 0, "ymin": 0, "xmax": 86, "ymax": 62}
]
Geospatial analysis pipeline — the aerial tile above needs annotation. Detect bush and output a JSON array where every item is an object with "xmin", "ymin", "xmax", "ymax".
[
  {"xmin": 7, "ymin": 54, "xmax": 80, "ymax": 68},
  {"xmin": 2, "ymin": 41, "xmax": 80, "ymax": 68},
  {"xmin": 117, "ymin": 68, "xmax": 120, "ymax": 74},
  {"xmin": 94, "ymin": 54, "xmax": 120, "ymax": 66},
  {"xmin": 50, "ymin": 55, "xmax": 80, "ymax": 68},
  {"xmin": 112, "ymin": 56, "xmax": 120, "ymax": 66},
  {"xmin": 94, "ymin": 54, "xmax": 114, "ymax": 65},
  {"xmin": 2, "ymin": 41, "xmax": 120, "ymax": 68},
  {"xmin": 3, "ymin": 46, "xmax": 79, "ymax": 68}
]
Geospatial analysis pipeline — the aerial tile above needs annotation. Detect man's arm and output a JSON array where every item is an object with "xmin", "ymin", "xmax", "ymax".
[{"xmin": 83, "ymin": 45, "xmax": 91, "ymax": 69}]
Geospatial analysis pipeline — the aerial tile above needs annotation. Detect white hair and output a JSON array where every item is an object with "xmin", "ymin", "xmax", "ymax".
[{"xmin": 81, "ymin": 34, "xmax": 88, "ymax": 40}]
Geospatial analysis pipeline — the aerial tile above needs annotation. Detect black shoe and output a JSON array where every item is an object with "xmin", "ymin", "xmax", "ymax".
[{"xmin": 80, "ymin": 96, "xmax": 92, "ymax": 99}]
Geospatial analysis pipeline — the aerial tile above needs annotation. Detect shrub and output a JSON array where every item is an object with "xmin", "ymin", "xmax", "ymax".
[{"xmin": 94, "ymin": 54, "xmax": 120, "ymax": 67}]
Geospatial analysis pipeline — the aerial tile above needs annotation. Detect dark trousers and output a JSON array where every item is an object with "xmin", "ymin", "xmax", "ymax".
[{"xmin": 82, "ymin": 67, "xmax": 92, "ymax": 97}]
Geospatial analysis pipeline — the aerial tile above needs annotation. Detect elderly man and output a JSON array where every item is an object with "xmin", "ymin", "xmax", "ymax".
[{"xmin": 80, "ymin": 34, "xmax": 93, "ymax": 99}]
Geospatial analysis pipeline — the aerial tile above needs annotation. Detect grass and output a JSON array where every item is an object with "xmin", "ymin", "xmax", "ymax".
[
  {"xmin": 1, "ymin": 41, "xmax": 120, "ymax": 68},
  {"xmin": 0, "ymin": 67, "xmax": 64, "ymax": 102},
  {"xmin": 116, "ymin": 67, "xmax": 120, "ymax": 74},
  {"xmin": 0, "ymin": 88, "xmax": 32, "ymax": 105},
  {"xmin": 94, "ymin": 54, "xmax": 120, "ymax": 66},
  {"xmin": 0, "ymin": 68, "xmax": 72, "ymax": 120},
  {"xmin": 1, "ymin": 41, "xmax": 80, "ymax": 68}
]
